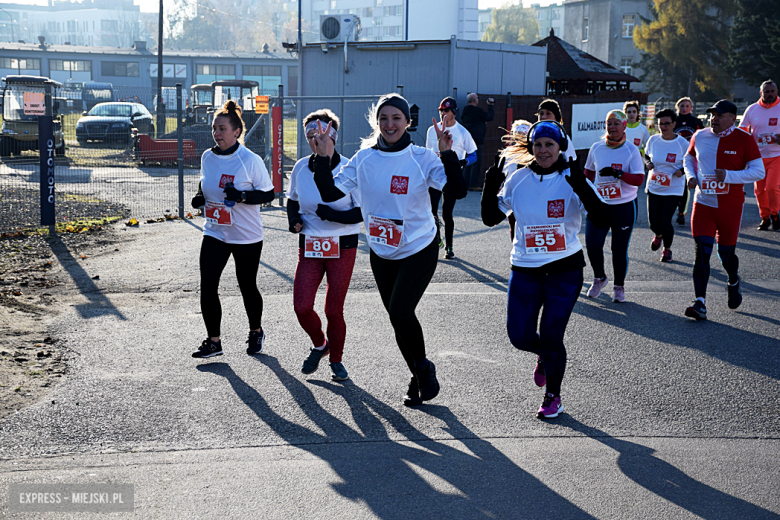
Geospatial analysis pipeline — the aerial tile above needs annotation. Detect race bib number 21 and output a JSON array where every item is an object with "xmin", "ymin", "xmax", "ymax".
[{"xmin": 368, "ymin": 216, "xmax": 403, "ymax": 248}]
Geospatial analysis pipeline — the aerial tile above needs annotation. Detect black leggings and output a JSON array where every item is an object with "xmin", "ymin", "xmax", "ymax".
[
  {"xmin": 200, "ymin": 235, "xmax": 264, "ymax": 338},
  {"xmin": 429, "ymin": 188, "xmax": 457, "ymax": 248},
  {"xmin": 585, "ymin": 199, "xmax": 637, "ymax": 286},
  {"xmin": 693, "ymin": 236, "xmax": 739, "ymax": 299},
  {"xmin": 647, "ymin": 192, "xmax": 682, "ymax": 249},
  {"xmin": 369, "ymin": 238, "xmax": 439, "ymax": 374}
]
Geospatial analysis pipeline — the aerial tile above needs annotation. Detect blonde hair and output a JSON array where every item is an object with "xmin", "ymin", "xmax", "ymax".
[
  {"xmin": 360, "ymin": 93, "xmax": 410, "ymax": 150},
  {"xmin": 675, "ymin": 97, "xmax": 693, "ymax": 111},
  {"xmin": 213, "ymin": 100, "xmax": 246, "ymax": 144},
  {"xmin": 500, "ymin": 119, "xmax": 534, "ymax": 167}
]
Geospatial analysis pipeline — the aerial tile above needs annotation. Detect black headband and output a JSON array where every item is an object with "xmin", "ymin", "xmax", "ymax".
[{"xmin": 377, "ymin": 94, "xmax": 411, "ymax": 121}]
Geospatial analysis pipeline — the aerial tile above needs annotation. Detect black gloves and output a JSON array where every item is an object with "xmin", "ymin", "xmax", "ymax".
[
  {"xmin": 564, "ymin": 157, "xmax": 588, "ymax": 192},
  {"xmin": 287, "ymin": 199, "xmax": 303, "ymax": 233},
  {"xmin": 568, "ymin": 158, "xmax": 610, "ymax": 229},
  {"xmin": 481, "ymin": 154, "xmax": 507, "ymax": 227},
  {"xmin": 191, "ymin": 182, "xmax": 205, "ymax": 208},
  {"xmin": 315, "ymin": 204, "xmax": 336, "ymax": 221},
  {"xmin": 315, "ymin": 204, "xmax": 363, "ymax": 225},
  {"xmin": 599, "ymin": 166, "xmax": 623, "ymax": 179},
  {"xmin": 223, "ymin": 185, "xmax": 243, "ymax": 202},
  {"xmin": 243, "ymin": 190, "xmax": 275, "ymax": 205},
  {"xmin": 484, "ymin": 154, "xmax": 506, "ymax": 193}
]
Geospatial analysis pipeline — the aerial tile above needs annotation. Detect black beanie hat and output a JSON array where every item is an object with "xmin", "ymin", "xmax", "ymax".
[
  {"xmin": 537, "ymin": 99, "xmax": 562, "ymax": 123},
  {"xmin": 377, "ymin": 93, "xmax": 411, "ymax": 120}
]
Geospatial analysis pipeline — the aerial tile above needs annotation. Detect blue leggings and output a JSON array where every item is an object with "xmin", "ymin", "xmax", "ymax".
[
  {"xmin": 507, "ymin": 267, "xmax": 584, "ymax": 396},
  {"xmin": 585, "ymin": 198, "xmax": 638, "ymax": 286}
]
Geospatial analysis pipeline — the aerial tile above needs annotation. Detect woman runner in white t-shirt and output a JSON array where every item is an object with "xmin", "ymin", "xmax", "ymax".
[
  {"xmin": 190, "ymin": 100, "xmax": 275, "ymax": 359},
  {"xmin": 312, "ymin": 93, "xmax": 467, "ymax": 406},
  {"xmin": 286, "ymin": 109, "xmax": 362, "ymax": 381},
  {"xmin": 481, "ymin": 121, "xmax": 609, "ymax": 418}
]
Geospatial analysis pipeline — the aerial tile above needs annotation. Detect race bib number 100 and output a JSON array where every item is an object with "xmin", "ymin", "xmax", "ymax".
[
  {"xmin": 304, "ymin": 236, "xmax": 340, "ymax": 258},
  {"xmin": 368, "ymin": 216, "xmax": 403, "ymax": 248},
  {"xmin": 524, "ymin": 223, "xmax": 566, "ymax": 254},
  {"xmin": 204, "ymin": 201, "xmax": 233, "ymax": 226},
  {"xmin": 700, "ymin": 175, "xmax": 729, "ymax": 195}
]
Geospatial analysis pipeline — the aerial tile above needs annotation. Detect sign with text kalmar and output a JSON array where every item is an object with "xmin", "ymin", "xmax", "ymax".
[
  {"xmin": 272, "ymin": 105, "xmax": 282, "ymax": 193},
  {"xmin": 571, "ymin": 102, "xmax": 624, "ymax": 150}
]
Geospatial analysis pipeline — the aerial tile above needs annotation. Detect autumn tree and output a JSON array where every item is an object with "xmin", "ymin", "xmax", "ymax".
[
  {"xmin": 634, "ymin": 0, "xmax": 738, "ymax": 99},
  {"xmin": 482, "ymin": 3, "xmax": 539, "ymax": 46},
  {"xmin": 728, "ymin": 0, "xmax": 780, "ymax": 87}
]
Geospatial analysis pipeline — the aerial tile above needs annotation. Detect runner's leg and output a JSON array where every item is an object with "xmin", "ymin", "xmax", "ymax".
[
  {"xmin": 199, "ymin": 235, "xmax": 233, "ymax": 338},
  {"xmin": 585, "ymin": 214, "xmax": 610, "ymax": 280},
  {"xmin": 609, "ymin": 199, "xmax": 637, "ymax": 287},
  {"xmin": 232, "ymin": 240, "xmax": 264, "ymax": 332},
  {"xmin": 442, "ymin": 192, "xmax": 456, "ymax": 250},
  {"xmin": 322, "ymin": 247, "xmax": 357, "ymax": 363},
  {"xmin": 293, "ymin": 249, "xmax": 327, "ymax": 348}
]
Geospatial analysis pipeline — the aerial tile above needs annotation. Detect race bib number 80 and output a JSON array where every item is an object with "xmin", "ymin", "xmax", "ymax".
[{"xmin": 304, "ymin": 236, "xmax": 340, "ymax": 258}]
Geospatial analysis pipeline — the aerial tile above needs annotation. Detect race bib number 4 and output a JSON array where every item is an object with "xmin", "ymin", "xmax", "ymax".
[
  {"xmin": 304, "ymin": 236, "xmax": 340, "ymax": 258},
  {"xmin": 524, "ymin": 223, "xmax": 566, "ymax": 254},
  {"xmin": 700, "ymin": 175, "xmax": 729, "ymax": 195},
  {"xmin": 368, "ymin": 216, "xmax": 403, "ymax": 248},
  {"xmin": 204, "ymin": 201, "xmax": 233, "ymax": 226},
  {"xmin": 596, "ymin": 178, "xmax": 622, "ymax": 200},
  {"xmin": 649, "ymin": 172, "xmax": 671, "ymax": 187}
]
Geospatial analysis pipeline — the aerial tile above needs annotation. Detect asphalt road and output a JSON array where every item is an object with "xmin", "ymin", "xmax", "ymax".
[{"xmin": 1, "ymin": 188, "xmax": 779, "ymax": 519}]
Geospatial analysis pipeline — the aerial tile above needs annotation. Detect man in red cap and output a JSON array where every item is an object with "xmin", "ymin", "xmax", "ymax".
[
  {"xmin": 683, "ymin": 100, "xmax": 765, "ymax": 320},
  {"xmin": 426, "ymin": 96, "xmax": 477, "ymax": 259}
]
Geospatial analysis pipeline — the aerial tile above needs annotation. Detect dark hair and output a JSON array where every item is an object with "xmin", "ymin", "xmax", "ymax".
[
  {"xmin": 303, "ymin": 109, "xmax": 340, "ymax": 131},
  {"xmin": 761, "ymin": 79, "xmax": 777, "ymax": 90},
  {"xmin": 213, "ymin": 100, "xmax": 246, "ymax": 142},
  {"xmin": 656, "ymin": 108, "xmax": 677, "ymax": 123},
  {"xmin": 537, "ymin": 99, "xmax": 562, "ymax": 123},
  {"xmin": 623, "ymin": 100, "xmax": 640, "ymax": 113}
]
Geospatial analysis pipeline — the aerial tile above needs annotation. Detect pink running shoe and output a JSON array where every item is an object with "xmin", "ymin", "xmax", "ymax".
[
  {"xmin": 533, "ymin": 356, "xmax": 545, "ymax": 387},
  {"xmin": 613, "ymin": 285, "xmax": 626, "ymax": 303},
  {"xmin": 537, "ymin": 393, "xmax": 563, "ymax": 419},
  {"xmin": 660, "ymin": 249, "xmax": 672, "ymax": 263},
  {"xmin": 586, "ymin": 276, "xmax": 608, "ymax": 298},
  {"xmin": 650, "ymin": 236, "xmax": 662, "ymax": 251}
]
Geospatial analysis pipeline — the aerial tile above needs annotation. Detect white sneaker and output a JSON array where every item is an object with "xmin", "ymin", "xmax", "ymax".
[{"xmin": 587, "ymin": 277, "xmax": 608, "ymax": 298}]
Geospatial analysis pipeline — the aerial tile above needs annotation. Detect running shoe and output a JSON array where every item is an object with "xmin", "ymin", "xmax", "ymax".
[
  {"xmin": 727, "ymin": 277, "xmax": 743, "ymax": 310},
  {"xmin": 301, "ymin": 342, "xmax": 330, "ymax": 374},
  {"xmin": 650, "ymin": 236, "xmax": 662, "ymax": 251},
  {"xmin": 192, "ymin": 338, "xmax": 223, "ymax": 359},
  {"xmin": 533, "ymin": 356, "xmax": 546, "ymax": 387},
  {"xmin": 772, "ymin": 214, "xmax": 780, "ymax": 231},
  {"xmin": 537, "ymin": 393, "xmax": 563, "ymax": 419},
  {"xmin": 613, "ymin": 285, "xmax": 626, "ymax": 303},
  {"xmin": 685, "ymin": 300, "xmax": 707, "ymax": 320},
  {"xmin": 586, "ymin": 276, "xmax": 608, "ymax": 298},
  {"xmin": 758, "ymin": 218, "xmax": 771, "ymax": 231},
  {"xmin": 330, "ymin": 362, "xmax": 350, "ymax": 381},
  {"xmin": 417, "ymin": 360, "xmax": 440, "ymax": 402},
  {"xmin": 246, "ymin": 329, "xmax": 266, "ymax": 355},
  {"xmin": 444, "ymin": 247, "xmax": 455, "ymax": 259},
  {"xmin": 403, "ymin": 376, "xmax": 422, "ymax": 407},
  {"xmin": 660, "ymin": 249, "xmax": 673, "ymax": 263},
  {"xmin": 676, "ymin": 213, "xmax": 685, "ymax": 226}
]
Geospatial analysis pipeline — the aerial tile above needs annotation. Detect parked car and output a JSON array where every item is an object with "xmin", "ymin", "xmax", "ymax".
[{"xmin": 76, "ymin": 102, "xmax": 154, "ymax": 144}]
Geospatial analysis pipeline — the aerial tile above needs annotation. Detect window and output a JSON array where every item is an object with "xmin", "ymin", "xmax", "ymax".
[
  {"xmin": 101, "ymin": 61, "xmax": 140, "ymax": 77},
  {"xmin": 384, "ymin": 5, "xmax": 402, "ymax": 16},
  {"xmin": 374, "ymin": 17, "xmax": 382, "ymax": 26},
  {"xmin": 375, "ymin": 0, "xmax": 382, "ymax": 5},
  {"xmin": 330, "ymin": 0, "xmax": 336, "ymax": 8},
  {"xmin": 552, "ymin": 9, "xmax": 560, "ymax": 20},
  {"xmin": 48, "ymin": 21, "xmax": 55, "ymax": 31},
  {"xmin": 536, "ymin": 11, "xmax": 543, "ymax": 20},
  {"xmin": 287, "ymin": 66, "xmax": 298, "ymax": 96},
  {"xmin": 619, "ymin": 57, "xmax": 632, "ymax": 75},
  {"xmin": 67, "ymin": 20, "xmax": 76, "ymax": 31},
  {"xmin": 101, "ymin": 19, "xmax": 118, "ymax": 32},
  {"xmin": 242, "ymin": 65, "xmax": 281, "ymax": 93},
  {"xmin": 196, "ymin": 64, "xmax": 235, "ymax": 84},
  {"xmin": 384, "ymin": 26, "xmax": 401, "ymax": 36},
  {"xmin": 582, "ymin": 17, "xmax": 589, "ymax": 41},
  {"xmin": 366, "ymin": 27, "xmax": 373, "ymax": 36},
  {"xmin": 50, "ymin": 60, "xmax": 91, "ymax": 72},
  {"xmin": 0, "ymin": 58, "xmax": 40, "ymax": 70},
  {"xmin": 622, "ymin": 15, "xmax": 635, "ymax": 38},
  {"xmin": 362, "ymin": 7, "xmax": 373, "ymax": 17}
]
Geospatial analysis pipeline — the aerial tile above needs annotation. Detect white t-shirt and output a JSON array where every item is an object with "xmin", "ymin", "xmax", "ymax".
[
  {"xmin": 286, "ymin": 154, "xmax": 361, "ymax": 238},
  {"xmin": 625, "ymin": 123, "xmax": 650, "ymax": 153},
  {"xmin": 740, "ymin": 102, "xmax": 780, "ymax": 159},
  {"xmin": 585, "ymin": 140, "xmax": 645, "ymax": 205},
  {"xmin": 334, "ymin": 144, "xmax": 446, "ymax": 260},
  {"xmin": 644, "ymin": 134, "xmax": 689, "ymax": 196},
  {"xmin": 426, "ymin": 121, "xmax": 477, "ymax": 161},
  {"xmin": 498, "ymin": 165, "xmax": 594, "ymax": 268},
  {"xmin": 200, "ymin": 144, "xmax": 274, "ymax": 244}
]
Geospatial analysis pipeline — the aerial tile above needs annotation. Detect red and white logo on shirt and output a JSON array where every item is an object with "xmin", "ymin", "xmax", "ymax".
[
  {"xmin": 547, "ymin": 199, "xmax": 565, "ymax": 218},
  {"xmin": 611, "ymin": 163, "xmax": 623, "ymax": 171},
  {"xmin": 770, "ymin": 118, "xmax": 778, "ymax": 126},
  {"xmin": 390, "ymin": 176, "xmax": 409, "ymax": 195},
  {"xmin": 218, "ymin": 174, "xmax": 235, "ymax": 188},
  {"xmin": 666, "ymin": 153, "xmax": 677, "ymax": 163},
  {"xmin": 634, "ymin": 138, "xmax": 641, "ymax": 146}
]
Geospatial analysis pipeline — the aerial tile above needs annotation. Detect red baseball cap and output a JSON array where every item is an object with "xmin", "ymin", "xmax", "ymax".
[{"xmin": 438, "ymin": 97, "xmax": 457, "ymax": 111}]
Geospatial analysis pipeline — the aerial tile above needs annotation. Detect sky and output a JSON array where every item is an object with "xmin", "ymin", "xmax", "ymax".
[{"xmin": 1, "ymin": 0, "xmax": 563, "ymax": 14}]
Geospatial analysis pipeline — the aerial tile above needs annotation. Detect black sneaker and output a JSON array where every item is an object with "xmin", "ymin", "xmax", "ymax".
[
  {"xmin": 302, "ymin": 342, "xmax": 329, "ymax": 374},
  {"xmin": 684, "ymin": 300, "xmax": 707, "ymax": 320},
  {"xmin": 772, "ymin": 214, "xmax": 780, "ymax": 231},
  {"xmin": 192, "ymin": 338, "xmax": 223, "ymax": 358},
  {"xmin": 727, "ymin": 277, "xmax": 743, "ymax": 310},
  {"xmin": 246, "ymin": 329, "xmax": 266, "ymax": 355},
  {"xmin": 676, "ymin": 213, "xmax": 685, "ymax": 226},
  {"xmin": 417, "ymin": 360, "xmax": 440, "ymax": 402},
  {"xmin": 403, "ymin": 376, "xmax": 422, "ymax": 407},
  {"xmin": 444, "ymin": 247, "xmax": 455, "ymax": 259},
  {"xmin": 758, "ymin": 218, "xmax": 771, "ymax": 231}
]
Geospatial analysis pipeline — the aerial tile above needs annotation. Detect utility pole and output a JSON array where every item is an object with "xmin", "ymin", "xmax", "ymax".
[{"xmin": 156, "ymin": 0, "xmax": 164, "ymax": 138}]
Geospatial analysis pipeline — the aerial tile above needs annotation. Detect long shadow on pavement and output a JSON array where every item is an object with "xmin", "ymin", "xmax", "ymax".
[
  {"xmin": 573, "ymin": 299, "xmax": 780, "ymax": 380},
  {"xmin": 199, "ymin": 357, "xmax": 597, "ymax": 520},
  {"xmin": 559, "ymin": 416, "xmax": 779, "ymax": 519}
]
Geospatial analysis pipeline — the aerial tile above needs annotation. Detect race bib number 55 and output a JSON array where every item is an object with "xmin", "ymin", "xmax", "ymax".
[
  {"xmin": 304, "ymin": 236, "xmax": 340, "ymax": 258},
  {"xmin": 700, "ymin": 175, "xmax": 729, "ymax": 195},
  {"xmin": 368, "ymin": 216, "xmax": 403, "ymax": 248},
  {"xmin": 524, "ymin": 223, "xmax": 566, "ymax": 254}
]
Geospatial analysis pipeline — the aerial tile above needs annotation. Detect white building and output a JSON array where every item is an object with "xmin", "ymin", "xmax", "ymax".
[{"xmin": 530, "ymin": 2, "xmax": 564, "ymax": 40}]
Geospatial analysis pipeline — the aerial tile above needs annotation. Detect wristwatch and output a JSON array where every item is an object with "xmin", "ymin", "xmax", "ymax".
[{"xmin": 241, "ymin": 191, "xmax": 247, "ymax": 203}]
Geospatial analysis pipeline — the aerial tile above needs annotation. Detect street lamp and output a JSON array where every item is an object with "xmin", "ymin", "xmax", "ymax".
[{"xmin": 0, "ymin": 7, "xmax": 16, "ymax": 42}]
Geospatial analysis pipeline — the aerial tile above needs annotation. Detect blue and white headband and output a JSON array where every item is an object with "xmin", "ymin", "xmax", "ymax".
[{"xmin": 305, "ymin": 121, "xmax": 339, "ymax": 142}]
